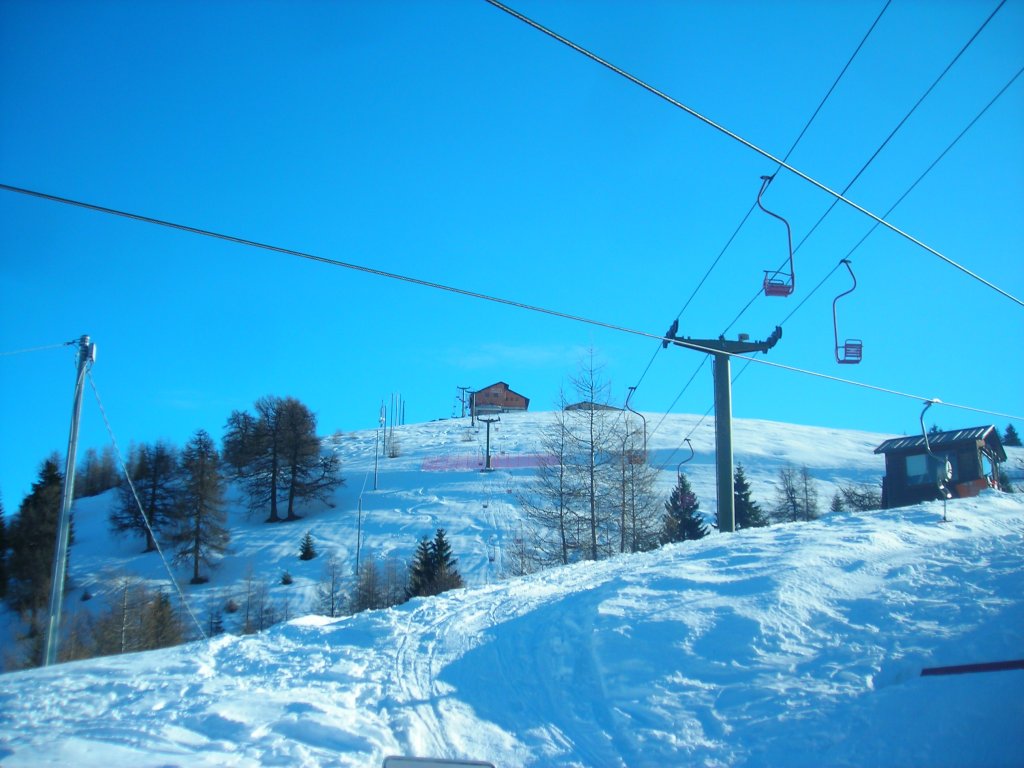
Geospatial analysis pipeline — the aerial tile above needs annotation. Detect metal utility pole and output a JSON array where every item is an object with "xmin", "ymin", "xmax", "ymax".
[
  {"xmin": 662, "ymin": 324, "xmax": 782, "ymax": 533},
  {"xmin": 479, "ymin": 415, "xmax": 500, "ymax": 471},
  {"xmin": 389, "ymin": 393, "xmax": 395, "ymax": 448},
  {"xmin": 44, "ymin": 334, "xmax": 95, "ymax": 667},
  {"xmin": 457, "ymin": 386, "xmax": 472, "ymax": 418},
  {"xmin": 374, "ymin": 402, "xmax": 385, "ymax": 490},
  {"xmin": 355, "ymin": 496, "xmax": 363, "ymax": 575}
]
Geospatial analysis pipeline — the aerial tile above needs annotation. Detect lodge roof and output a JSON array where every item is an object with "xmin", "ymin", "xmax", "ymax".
[{"xmin": 874, "ymin": 426, "xmax": 1006, "ymax": 462}]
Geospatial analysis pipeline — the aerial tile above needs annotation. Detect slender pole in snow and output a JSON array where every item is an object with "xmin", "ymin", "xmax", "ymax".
[
  {"xmin": 480, "ymin": 416, "xmax": 500, "ymax": 471},
  {"xmin": 44, "ymin": 335, "xmax": 94, "ymax": 666},
  {"xmin": 355, "ymin": 496, "xmax": 363, "ymax": 576}
]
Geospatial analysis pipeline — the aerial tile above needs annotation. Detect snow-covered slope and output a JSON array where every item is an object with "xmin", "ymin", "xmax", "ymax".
[
  {"xmin": 62, "ymin": 410, "xmax": 899, "ymax": 622},
  {"xmin": 1, "ymin": 413, "xmax": 1022, "ymax": 767}
]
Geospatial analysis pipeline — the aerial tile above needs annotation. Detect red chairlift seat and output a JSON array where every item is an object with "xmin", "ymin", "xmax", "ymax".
[{"xmin": 763, "ymin": 272, "xmax": 794, "ymax": 297}]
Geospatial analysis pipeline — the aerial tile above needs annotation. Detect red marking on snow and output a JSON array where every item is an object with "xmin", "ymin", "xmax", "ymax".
[{"xmin": 421, "ymin": 454, "xmax": 556, "ymax": 471}]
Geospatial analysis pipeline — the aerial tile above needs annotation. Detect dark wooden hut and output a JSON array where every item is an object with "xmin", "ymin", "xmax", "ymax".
[{"xmin": 874, "ymin": 426, "xmax": 1006, "ymax": 509}]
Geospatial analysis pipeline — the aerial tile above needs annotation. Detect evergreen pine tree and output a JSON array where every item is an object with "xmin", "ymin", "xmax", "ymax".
[
  {"xmin": 299, "ymin": 530, "xmax": 317, "ymax": 560},
  {"xmin": 406, "ymin": 530, "xmax": 464, "ymax": 598},
  {"xmin": 1003, "ymin": 423, "xmax": 1022, "ymax": 447},
  {"xmin": 110, "ymin": 441, "xmax": 178, "ymax": 552},
  {"xmin": 406, "ymin": 536, "xmax": 436, "ymax": 598},
  {"xmin": 431, "ymin": 528, "xmax": 464, "ymax": 594},
  {"xmin": 660, "ymin": 472, "xmax": 708, "ymax": 544},
  {"xmin": 830, "ymin": 492, "xmax": 844, "ymax": 513},
  {"xmin": 168, "ymin": 430, "xmax": 228, "ymax": 585},
  {"xmin": 0, "ymin": 496, "xmax": 7, "ymax": 600},
  {"xmin": 733, "ymin": 464, "xmax": 770, "ymax": 529},
  {"xmin": 7, "ymin": 456, "xmax": 66, "ymax": 613}
]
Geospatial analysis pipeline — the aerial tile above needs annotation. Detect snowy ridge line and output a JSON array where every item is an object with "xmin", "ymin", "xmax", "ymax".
[{"xmin": 421, "ymin": 453, "xmax": 557, "ymax": 471}]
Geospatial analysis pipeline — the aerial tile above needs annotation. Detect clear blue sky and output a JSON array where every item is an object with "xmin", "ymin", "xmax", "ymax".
[{"xmin": 2, "ymin": 0, "xmax": 1022, "ymax": 506}]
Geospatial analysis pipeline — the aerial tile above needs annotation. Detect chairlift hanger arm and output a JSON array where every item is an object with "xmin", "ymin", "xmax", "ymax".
[
  {"xmin": 663, "ymin": 324, "xmax": 782, "ymax": 356},
  {"xmin": 833, "ymin": 259, "xmax": 863, "ymax": 364},
  {"xmin": 625, "ymin": 386, "xmax": 648, "ymax": 454},
  {"xmin": 677, "ymin": 438, "xmax": 695, "ymax": 479}
]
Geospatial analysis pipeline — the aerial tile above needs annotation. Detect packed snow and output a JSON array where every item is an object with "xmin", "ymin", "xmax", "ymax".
[{"xmin": 1, "ymin": 412, "xmax": 1022, "ymax": 767}]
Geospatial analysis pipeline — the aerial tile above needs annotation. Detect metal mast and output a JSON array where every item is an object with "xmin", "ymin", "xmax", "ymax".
[
  {"xmin": 44, "ymin": 335, "xmax": 95, "ymax": 666},
  {"xmin": 663, "ymin": 325, "xmax": 781, "ymax": 532}
]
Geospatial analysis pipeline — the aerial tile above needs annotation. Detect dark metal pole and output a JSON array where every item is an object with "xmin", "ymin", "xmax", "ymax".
[
  {"xmin": 355, "ymin": 496, "xmax": 363, "ymax": 576},
  {"xmin": 44, "ymin": 335, "xmax": 94, "ymax": 666},
  {"xmin": 662, "ymin": 324, "xmax": 781, "ymax": 535},
  {"xmin": 480, "ymin": 416, "xmax": 499, "ymax": 471},
  {"xmin": 712, "ymin": 353, "xmax": 735, "ymax": 533}
]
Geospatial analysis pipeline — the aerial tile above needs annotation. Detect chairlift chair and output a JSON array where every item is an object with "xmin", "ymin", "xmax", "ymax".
[
  {"xmin": 833, "ymin": 259, "xmax": 863, "ymax": 364},
  {"xmin": 756, "ymin": 175, "xmax": 795, "ymax": 297},
  {"xmin": 676, "ymin": 438, "xmax": 694, "ymax": 480}
]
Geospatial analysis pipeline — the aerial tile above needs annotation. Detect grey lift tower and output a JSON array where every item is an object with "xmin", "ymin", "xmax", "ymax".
[{"xmin": 662, "ymin": 321, "xmax": 782, "ymax": 533}]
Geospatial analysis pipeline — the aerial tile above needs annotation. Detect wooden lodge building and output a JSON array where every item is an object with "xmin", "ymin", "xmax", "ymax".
[
  {"xmin": 874, "ymin": 425, "xmax": 1006, "ymax": 509},
  {"xmin": 471, "ymin": 382, "xmax": 529, "ymax": 416}
]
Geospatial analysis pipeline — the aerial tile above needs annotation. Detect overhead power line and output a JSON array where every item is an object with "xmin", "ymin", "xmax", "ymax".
[
  {"xmin": 482, "ymin": 0, "xmax": 1023, "ymax": 308},
  {"xmin": 0, "ymin": 340, "xmax": 76, "ymax": 357},
  {"xmin": 0, "ymin": 185, "xmax": 1017, "ymax": 423},
  {"xmin": 0, "ymin": 183, "xmax": 645, "ymax": 338}
]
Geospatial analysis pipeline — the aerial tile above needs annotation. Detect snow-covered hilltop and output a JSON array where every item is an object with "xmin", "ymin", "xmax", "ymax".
[{"xmin": 1, "ymin": 413, "xmax": 1022, "ymax": 766}]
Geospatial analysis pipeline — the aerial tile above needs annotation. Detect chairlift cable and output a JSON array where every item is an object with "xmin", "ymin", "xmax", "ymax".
[
  {"xmin": 726, "ymin": 8, "xmax": 1018, "ymax": 335},
  {"xmin": 647, "ymin": 355, "xmax": 710, "ymax": 442},
  {"xmin": 637, "ymin": 6, "xmax": 1016, "ymax": 419},
  {"xmin": 0, "ymin": 184, "xmax": 1016, "ymax": 424},
  {"xmin": 725, "ymin": 62, "xmax": 1022, "ymax": 338},
  {"xmin": 656, "ymin": 261, "xmax": 845, "ymax": 451},
  {"xmin": 840, "ymin": 62, "xmax": 1024, "ymax": 264},
  {"xmin": 768, "ymin": 0, "xmax": 1009, "ymax": 277},
  {"xmin": 483, "ymin": 0, "xmax": 1022, "ymax": 308},
  {"xmin": 625, "ymin": 0, "xmax": 892, "ymax": 396}
]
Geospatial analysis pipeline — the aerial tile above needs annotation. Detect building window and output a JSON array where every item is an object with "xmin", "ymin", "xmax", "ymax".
[
  {"xmin": 906, "ymin": 452, "xmax": 957, "ymax": 486},
  {"xmin": 906, "ymin": 454, "xmax": 930, "ymax": 485}
]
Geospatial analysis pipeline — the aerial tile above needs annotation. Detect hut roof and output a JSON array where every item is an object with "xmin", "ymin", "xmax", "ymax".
[{"xmin": 874, "ymin": 426, "xmax": 1006, "ymax": 462}]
